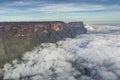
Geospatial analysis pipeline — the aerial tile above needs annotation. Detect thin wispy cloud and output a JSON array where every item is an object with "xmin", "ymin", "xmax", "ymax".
[
  {"xmin": 31, "ymin": 4, "xmax": 105, "ymax": 13},
  {"xmin": 0, "ymin": 2, "xmax": 119, "ymax": 14},
  {"xmin": 8, "ymin": 1, "xmax": 30, "ymax": 6},
  {"xmin": 6, "ymin": 1, "xmax": 44, "ymax": 6}
]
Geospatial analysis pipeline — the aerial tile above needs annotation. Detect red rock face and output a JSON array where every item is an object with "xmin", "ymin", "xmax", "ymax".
[{"xmin": 0, "ymin": 21, "xmax": 85, "ymax": 37}]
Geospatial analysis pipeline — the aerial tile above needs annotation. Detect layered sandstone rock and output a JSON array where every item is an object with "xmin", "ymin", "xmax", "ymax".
[{"xmin": 0, "ymin": 21, "xmax": 87, "ymax": 37}]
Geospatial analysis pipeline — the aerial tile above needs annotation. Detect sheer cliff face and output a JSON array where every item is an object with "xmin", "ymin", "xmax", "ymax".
[{"xmin": 0, "ymin": 21, "xmax": 86, "ymax": 37}]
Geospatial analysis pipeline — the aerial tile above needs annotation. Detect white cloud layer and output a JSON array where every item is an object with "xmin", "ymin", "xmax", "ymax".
[{"xmin": 3, "ymin": 25, "xmax": 120, "ymax": 80}]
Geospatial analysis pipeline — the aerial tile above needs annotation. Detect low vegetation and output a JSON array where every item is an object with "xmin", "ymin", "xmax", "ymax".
[{"xmin": 0, "ymin": 30, "xmax": 72, "ymax": 68}]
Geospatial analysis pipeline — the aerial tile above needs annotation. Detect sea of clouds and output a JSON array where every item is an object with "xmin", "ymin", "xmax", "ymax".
[{"xmin": 3, "ymin": 25, "xmax": 120, "ymax": 80}]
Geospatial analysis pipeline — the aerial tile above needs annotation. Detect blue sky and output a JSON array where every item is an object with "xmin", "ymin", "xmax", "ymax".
[{"xmin": 0, "ymin": 0, "xmax": 120, "ymax": 24}]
